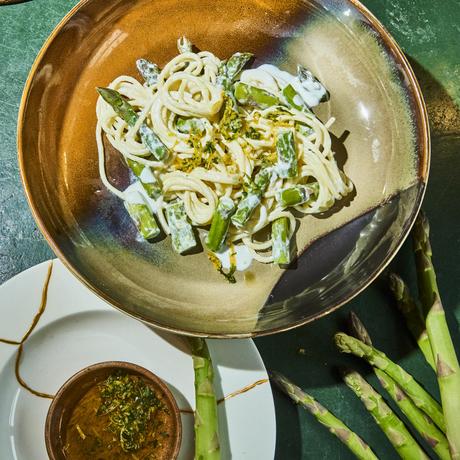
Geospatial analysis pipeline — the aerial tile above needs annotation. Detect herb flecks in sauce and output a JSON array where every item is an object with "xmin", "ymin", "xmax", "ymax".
[{"xmin": 65, "ymin": 372, "xmax": 172, "ymax": 460}]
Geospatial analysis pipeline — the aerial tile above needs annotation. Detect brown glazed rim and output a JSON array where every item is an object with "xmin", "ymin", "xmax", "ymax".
[
  {"xmin": 45, "ymin": 361, "xmax": 182, "ymax": 460},
  {"xmin": 17, "ymin": 0, "xmax": 430, "ymax": 338}
]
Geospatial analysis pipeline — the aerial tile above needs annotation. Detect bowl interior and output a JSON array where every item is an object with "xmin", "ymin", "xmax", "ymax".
[
  {"xmin": 19, "ymin": 0, "xmax": 428, "ymax": 336},
  {"xmin": 45, "ymin": 361, "xmax": 182, "ymax": 460}
]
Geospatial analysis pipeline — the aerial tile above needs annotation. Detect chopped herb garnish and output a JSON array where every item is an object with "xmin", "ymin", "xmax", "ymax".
[
  {"xmin": 219, "ymin": 96, "xmax": 243, "ymax": 140},
  {"xmin": 97, "ymin": 372, "xmax": 163, "ymax": 453}
]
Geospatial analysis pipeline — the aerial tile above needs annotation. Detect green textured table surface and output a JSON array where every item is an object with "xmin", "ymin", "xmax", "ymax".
[{"xmin": 0, "ymin": 1, "xmax": 459, "ymax": 459}]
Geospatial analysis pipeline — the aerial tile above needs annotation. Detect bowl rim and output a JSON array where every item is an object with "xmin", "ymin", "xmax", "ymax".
[
  {"xmin": 17, "ymin": 0, "xmax": 430, "ymax": 338},
  {"xmin": 44, "ymin": 360, "xmax": 182, "ymax": 460}
]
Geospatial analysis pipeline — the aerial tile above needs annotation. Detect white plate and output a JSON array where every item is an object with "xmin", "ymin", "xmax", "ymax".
[{"xmin": 0, "ymin": 260, "xmax": 276, "ymax": 459}]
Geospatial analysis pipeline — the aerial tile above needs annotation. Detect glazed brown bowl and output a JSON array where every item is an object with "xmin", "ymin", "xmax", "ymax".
[
  {"xmin": 45, "ymin": 361, "xmax": 182, "ymax": 460},
  {"xmin": 18, "ymin": 0, "xmax": 429, "ymax": 337}
]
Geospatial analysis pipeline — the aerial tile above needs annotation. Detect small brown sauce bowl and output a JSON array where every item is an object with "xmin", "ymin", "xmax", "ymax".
[{"xmin": 45, "ymin": 361, "xmax": 182, "ymax": 460}]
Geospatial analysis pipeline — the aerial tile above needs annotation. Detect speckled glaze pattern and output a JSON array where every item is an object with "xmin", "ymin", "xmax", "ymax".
[{"xmin": 17, "ymin": 0, "xmax": 428, "ymax": 336}]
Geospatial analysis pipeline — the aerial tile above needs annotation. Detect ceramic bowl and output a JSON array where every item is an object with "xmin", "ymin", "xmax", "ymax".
[
  {"xmin": 18, "ymin": 0, "xmax": 429, "ymax": 337},
  {"xmin": 45, "ymin": 361, "xmax": 182, "ymax": 460}
]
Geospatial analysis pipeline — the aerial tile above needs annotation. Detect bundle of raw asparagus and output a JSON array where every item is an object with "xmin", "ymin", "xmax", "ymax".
[{"xmin": 272, "ymin": 212, "xmax": 460, "ymax": 460}]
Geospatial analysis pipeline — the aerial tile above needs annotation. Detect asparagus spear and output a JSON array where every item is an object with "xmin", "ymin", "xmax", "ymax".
[
  {"xmin": 342, "ymin": 369, "xmax": 429, "ymax": 460},
  {"xmin": 206, "ymin": 197, "xmax": 236, "ymax": 252},
  {"xmin": 413, "ymin": 211, "xmax": 460, "ymax": 459},
  {"xmin": 176, "ymin": 117, "xmax": 205, "ymax": 134},
  {"xmin": 270, "ymin": 371, "xmax": 379, "ymax": 460},
  {"xmin": 97, "ymin": 87, "xmax": 169, "ymax": 161},
  {"xmin": 388, "ymin": 273, "xmax": 435, "ymax": 370},
  {"xmin": 188, "ymin": 338, "xmax": 220, "ymax": 460},
  {"xmin": 126, "ymin": 158, "xmax": 162, "ymax": 199},
  {"xmin": 166, "ymin": 201, "xmax": 196, "ymax": 254},
  {"xmin": 218, "ymin": 52, "xmax": 253, "ymax": 91},
  {"xmin": 282, "ymin": 84, "xmax": 306, "ymax": 111},
  {"xmin": 297, "ymin": 64, "xmax": 329, "ymax": 106},
  {"xmin": 136, "ymin": 58, "xmax": 160, "ymax": 86},
  {"xmin": 349, "ymin": 312, "xmax": 450, "ymax": 460},
  {"xmin": 334, "ymin": 333, "xmax": 445, "ymax": 432},
  {"xmin": 124, "ymin": 191, "xmax": 160, "ymax": 239},
  {"xmin": 276, "ymin": 185, "xmax": 310, "ymax": 208},
  {"xmin": 231, "ymin": 168, "xmax": 271, "ymax": 228},
  {"xmin": 177, "ymin": 36, "xmax": 193, "ymax": 53},
  {"xmin": 234, "ymin": 82, "xmax": 280, "ymax": 109},
  {"xmin": 272, "ymin": 217, "xmax": 290, "ymax": 265},
  {"xmin": 276, "ymin": 129, "xmax": 298, "ymax": 178},
  {"xmin": 375, "ymin": 369, "xmax": 451, "ymax": 460}
]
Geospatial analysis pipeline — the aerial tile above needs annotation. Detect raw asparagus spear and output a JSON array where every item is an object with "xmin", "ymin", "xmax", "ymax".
[
  {"xmin": 413, "ymin": 211, "xmax": 460, "ymax": 459},
  {"xmin": 136, "ymin": 58, "xmax": 160, "ymax": 86},
  {"xmin": 276, "ymin": 129, "xmax": 298, "ymax": 178},
  {"xmin": 126, "ymin": 158, "xmax": 162, "ymax": 199},
  {"xmin": 206, "ymin": 197, "xmax": 236, "ymax": 252},
  {"xmin": 349, "ymin": 312, "xmax": 450, "ymax": 460},
  {"xmin": 234, "ymin": 82, "xmax": 280, "ymax": 109},
  {"xmin": 334, "ymin": 333, "xmax": 445, "ymax": 432},
  {"xmin": 231, "ymin": 168, "xmax": 271, "ymax": 228},
  {"xmin": 177, "ymin": 36, "xmax": 193, "ymax": 53},
  {"xmin": 124, "ymin": 191, "xmax": 160, "ymax": 239},
  {"xmin": 342, "ymin": 369, "xmax": 429, "ymax": 460},
  {"xmin": 270, "ymin": 371, "xmax": 379, "ymax": 460},
  {"xmin": 272, "ymin": 217, "xmax": 290, "ymax": 265},
  {"xmin": 276, "ymin": 185, "xmax": 310, "ymax": 208},
  {"xmin": 218, "ymin": 52, "xmax": 253, "ymax": 90},
  {"xmin": 375, "ymin": 369, "xmax": 451, "ymax": 460},
  {"xmin": 388, "ymin": 273, "xmax": 435, "ymax": 370},
  {"xmin": 96, "ymin": 87, "xmax": 168, "ymax": 161},
  {"xmin": 166, "ymin": 201, "xmax": 196, "ymax": 254},
  {"xmin": 188, "ymin": 338, "xmax": 220, "ymax": 460}
]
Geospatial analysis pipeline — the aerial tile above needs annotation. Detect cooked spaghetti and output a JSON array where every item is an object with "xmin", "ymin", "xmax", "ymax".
[{"xmin": 96, "ymin": 37, "xmax": 352, "ymax": 277}]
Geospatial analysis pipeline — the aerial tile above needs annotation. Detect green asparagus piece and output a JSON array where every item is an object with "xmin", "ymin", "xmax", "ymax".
[
  {"xmin": 413, "ymin": 211, "xmax": 460, "ymax": 459},
  {"xmin": 375, "ymin": 369, "xmax": 451, "ymax": 460},
  {"xmin": 276, "ymin": 129, "xmax": 298, "ymax": 178},
  {"xmin": 282, "ymin": 84, "xmax": 305, "ymax": 111},
  {"xmin": 124, "ymin": 192, "xmax": 160, "ymax": 239},
  {"xmin": 389, "ymin": 273, "xmax": 435, "ymax": 370},
  {"xmin": 349, "ymin": 312, "xmax": 450, "ymax": 460},
  {"xmin": 138, "ymin": 123, "xmax": 169, "ymax": 161},
  {"xmin": 136, "ymin": 58, "xmax": 160, "ymax": 86},
  {"xmin": 177, "ymin": 36, "xmax": 193, "ymax": 53},
  {"xmin": 276, "ymin": 185, "xmax": 310, "ymax": 208},
  {"xmin": 342, "ymin": 369, "xmax": 429, "ymax": 460},
  {"xmin": 297, "ymin": 64, "xmax": 329, "ymax": 106},
  {"xmin": 206, "ymin": 197, "xmax": 236, "ymax": 252},
  {"xmin": 166, "ymin": 201, "xmax": 196, "ymax": 254},
  {"xmin": 271, "ymin": 371, "xmax": 379, "ymax": 460},
  {"xmin": 176, "ymin": 117, "xmax": 205, "ymax": 134},
  {"xmin": 234, "ymin": 82, "xmax": 280, "ymax": 109},
  {"xmin": 272, "ymin": 217, "xmax": 290, "ymax": 265},
  {"xmin": 97, "ymin": 87, "xmax": 138, "ymax": 126},
  {"xmin": 97, "ymin": 87, "xmax": 169, "ymax": 161},
  {"xmin": 217, "ymin": 52, "xmax": 253, "ymax": 90},
  {"xmin": 231, "ymin": 168, "xmax": 271, "ymax": 228},
  {"xmin": 334, "ymin": 333, "xmax": 446, "ymax": 432},
  {"xmin": 188, "ymin": 338, "xmax": 220, "ymax": 460},
  {"xmin": 126, "ymin": 159, "xmax": 162, "ymax": 199}
]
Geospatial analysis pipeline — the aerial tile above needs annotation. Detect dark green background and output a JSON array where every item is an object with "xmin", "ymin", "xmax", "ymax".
[{"xmin": 0, "ymin": 1, "xmax": 458, "ymax": 458}]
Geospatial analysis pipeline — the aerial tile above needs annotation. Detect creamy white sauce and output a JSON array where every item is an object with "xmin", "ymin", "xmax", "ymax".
[
  {"xmin": 215, "ymin": 244, "xmax": 253, "ymax": 271},
  {"xmin": 139, "ymin": 166, "xmax": 156, "ymax": 184},
  {"xmin": 124, "ymin": 181, "xmax": 159, "ymax": 213},
  {"xmin": 240, "ymin": 64, "xmax": 326, "ymax": 108}
]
